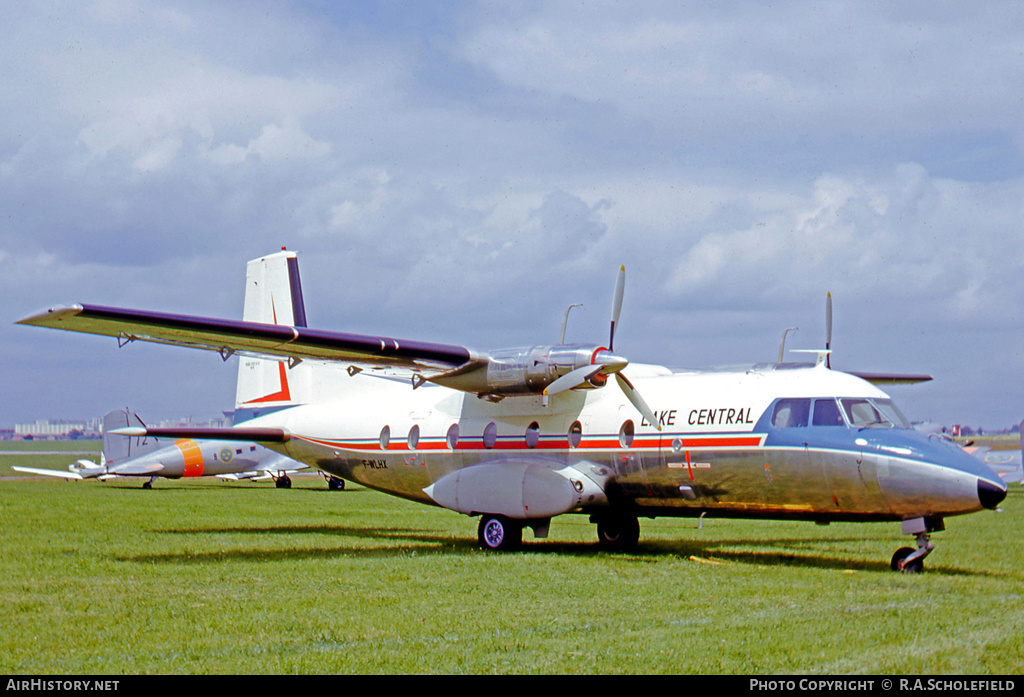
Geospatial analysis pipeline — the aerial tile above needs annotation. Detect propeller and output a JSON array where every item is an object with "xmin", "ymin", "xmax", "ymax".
[
  {"xmin": 825, "ymin": 292, "xmax": 832, "ymax": 369},
  {"xmin": 615, "ymin": 372, "xmax": 660, "ymax": 431},
  {"xmin": 610, "ymin": 265, "xmax": 625, "ymax": 350},
  {"xmin": 541, "ymin": 265, "xmax": 661, "ymax": 430}
]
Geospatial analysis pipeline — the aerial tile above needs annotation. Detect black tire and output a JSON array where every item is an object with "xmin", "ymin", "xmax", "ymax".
[
  {"xmin": 596, "ymin": 513, "xmax": 640, "ymax": 551},
  {"xmin": 328, "ymin": 477, "xmax": 345, "ymax": 491},
  {"xmin": 477, "ymin": 515, "xmax": 522, "ymax": 551},
  {"xmin": 891, "ymin": 546, "xmax": 923, "ymax": 573},
  {"xmin": 276, "ymin": 476, "xmax": 292, "ymax": 489}
]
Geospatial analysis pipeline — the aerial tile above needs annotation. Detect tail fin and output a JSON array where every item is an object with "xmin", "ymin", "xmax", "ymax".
[
  {"xmin": 102, "ymin": 408, "xmax": 159, "ymax": 465},
  {"xmin": 241, "ymin": 248, "xmax": 308, "ymax": 327},
  {"xmin": 235, "ymin": 249, "xmax": 309, "ymax": 410}
]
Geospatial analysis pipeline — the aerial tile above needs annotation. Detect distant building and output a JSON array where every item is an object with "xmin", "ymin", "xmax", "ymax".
[
  {"xmin": 14, "ymin": 417, "xmax": 103, "ymax": 440},
  {"xmin": 10, "ymin": 413, "xmax": 230, "ymax": 440}
]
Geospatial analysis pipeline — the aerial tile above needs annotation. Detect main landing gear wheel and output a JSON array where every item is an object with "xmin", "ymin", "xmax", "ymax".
[
  {"xmin": 275, "ymin": 475, "xmax": 292, "ymax": 489},
  {"xmin": 595, "ymin": 513, "xmax": 640, "ymax": 551},
  {"xmin": 477, "ymin": 515, "xmax": 522, "ymax": 552},
  {"xmin": 327, "ymin": 476, "xmax": 345, "ymax": 491}
]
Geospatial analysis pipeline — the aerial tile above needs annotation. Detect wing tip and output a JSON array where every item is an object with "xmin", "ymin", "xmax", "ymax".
[{"xmin": 16, "ymin": 304, "xmax": 85, "ymax": 326}]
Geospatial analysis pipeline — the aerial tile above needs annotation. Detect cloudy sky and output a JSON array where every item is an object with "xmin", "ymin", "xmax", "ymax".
[{"xmin": 2, "ymin": 1, "xmax": 1022, "ymax": 430}]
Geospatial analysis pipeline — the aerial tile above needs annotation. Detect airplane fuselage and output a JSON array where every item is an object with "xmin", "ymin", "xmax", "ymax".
[{"xmin": 238, "ymin": 362, "xmax": 1002, "ymax": 526}]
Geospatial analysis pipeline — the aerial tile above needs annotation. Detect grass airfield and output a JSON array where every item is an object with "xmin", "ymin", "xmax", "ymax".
[{"xmin": 1, "ymin": 442, "xmax": 1022, "ymax": 675}]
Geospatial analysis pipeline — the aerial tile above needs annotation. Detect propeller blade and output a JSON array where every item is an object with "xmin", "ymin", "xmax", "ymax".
[
  {"xmin": 542, "ymin": 364, "xmax": 603, "ymax": 405},
  {"xmin": 825, "ymin": 292, "xmax": 832, "ymax": 369},
  {"xmin": 610, "ymin": 265, "xmax": 625, "ymax": 350},
  {"xmin": 615, "ymin": 372, "xmax": 661, "ymax": 431}
]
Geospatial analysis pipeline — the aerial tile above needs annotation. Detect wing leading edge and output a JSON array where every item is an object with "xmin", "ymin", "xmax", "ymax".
[{"xmin": 17, "ymin": 304, "xmax": 480, "ymax": 374}]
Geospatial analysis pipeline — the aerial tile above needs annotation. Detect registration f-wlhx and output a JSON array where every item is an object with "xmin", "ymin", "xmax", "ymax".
[{"xmin": 18, "ymin": 250, "xmax": 1007, "ymax": 572}]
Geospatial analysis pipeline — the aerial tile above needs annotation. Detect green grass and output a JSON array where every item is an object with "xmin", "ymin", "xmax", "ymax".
[{"xmin": 2, "ymin": 444, "xmax": 1022, "ymax": 675}]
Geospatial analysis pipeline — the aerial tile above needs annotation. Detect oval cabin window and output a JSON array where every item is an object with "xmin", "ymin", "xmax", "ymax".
[
  {"xmin": 568, "ymin": 421, "xmax": 583, "ymax": 448},
  {"xmin": 525, "ymin": 422, "xmax": 541, "ymax": 449},
  {"xmin": 619, "ymin": 420, "xmax": 635, "ymax": 448},
  {"xmin": 483, "ymin": 422, "xmax": 498, "ymax": 449}
]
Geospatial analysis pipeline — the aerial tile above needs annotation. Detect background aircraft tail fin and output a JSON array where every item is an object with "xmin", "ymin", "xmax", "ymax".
[
  {"xmin": 234, "ymin": 249, "xmax": 310, "ymax": 411},
  {"xmin": 102, "ymin": 408, "xmax": 159, "ymax": 465}
]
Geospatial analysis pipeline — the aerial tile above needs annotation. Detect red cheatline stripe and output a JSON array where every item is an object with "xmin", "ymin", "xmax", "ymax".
[{"xmin": 296, "ymin": 432, "xmax": 765, "ymax": 453}]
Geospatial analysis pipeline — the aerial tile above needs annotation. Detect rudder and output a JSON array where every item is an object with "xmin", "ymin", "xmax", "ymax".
[{"xmin": 235, "ymin": 249, "xmax": 309, "ymax": 410}]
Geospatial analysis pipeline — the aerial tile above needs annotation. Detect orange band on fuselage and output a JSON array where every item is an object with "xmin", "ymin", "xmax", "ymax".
[{"xmin": 176, "ymin": 439, "xmax": 204, "ymax": 477}]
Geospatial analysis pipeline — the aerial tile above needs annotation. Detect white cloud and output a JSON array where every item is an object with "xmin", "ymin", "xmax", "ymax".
[{"xmin": 2, "ymin": 1, "xmax": 1024, "ymax": 429}]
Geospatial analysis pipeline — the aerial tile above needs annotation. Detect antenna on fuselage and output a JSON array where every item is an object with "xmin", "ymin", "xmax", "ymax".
[
  {"xmin": 778, "ymin": 327, "xmax": 798, "ymax": 364},
  {"xmin": 559, "ymin": 304, "xmax": 583, "ymax": 344}
]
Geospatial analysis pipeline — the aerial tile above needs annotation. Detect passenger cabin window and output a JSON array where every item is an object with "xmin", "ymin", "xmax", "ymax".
[
  {"xmin": 771, "ymin": 399, "xmax": 810, "ymax": 428},
  {"xmin": 811, "ymin": 398, "xmax": 845, "ymax": 426},
  {"xmin": 483, "ymin": 422, "xmax": 498, "ymax": 449},
  {"xmin": 568, "ymin": 421, "xmax": 583, "ymax": 448},
  {"xmin": 525, "ymin": 422, "xmax": 540, "ymax": 449}
]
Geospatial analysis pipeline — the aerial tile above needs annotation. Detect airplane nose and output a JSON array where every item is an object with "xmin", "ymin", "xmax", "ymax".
[{"xmin": 978, "ymin": 478, "xmax": 1008, "ymax": 510}]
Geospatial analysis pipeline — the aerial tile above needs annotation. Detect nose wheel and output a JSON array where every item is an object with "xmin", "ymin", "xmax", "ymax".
[
  {"xmin": 891, "ymin": 516, "xmax": 944, "ymax": 573},
  {"xmin": 891, "ymin": 534, "xmax": 932, "ymax": 573}
]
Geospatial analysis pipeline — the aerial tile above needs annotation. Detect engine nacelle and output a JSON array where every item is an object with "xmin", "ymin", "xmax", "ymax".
[{"xmin": 431, "ymin": 343, "xmax": 620, "ymax": 397}]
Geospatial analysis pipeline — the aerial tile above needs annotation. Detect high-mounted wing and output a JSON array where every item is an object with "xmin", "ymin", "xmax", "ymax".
[
  {"xmin": 846, "ymin": 371, "xmax": 932, "ymax": 386},
  {"xmin": 17, "ymin": 304, "xmax": 480, "ymax": 374},
  {"xmin": 16, "ymin": 265, "xmax": 663, "ymax": 422}
]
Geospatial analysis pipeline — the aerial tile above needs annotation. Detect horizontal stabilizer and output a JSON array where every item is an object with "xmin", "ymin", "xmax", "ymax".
[
  {"xmin": 18, "ymin": 304, "xmax": 475, "ymax": 372},
  {"xmin": 12, "ymin": 466, "xmax": 84, "ymax": 480},
  {"xmin": 109, "ymin": 426, "xmax": 292, "ymax": 443}
]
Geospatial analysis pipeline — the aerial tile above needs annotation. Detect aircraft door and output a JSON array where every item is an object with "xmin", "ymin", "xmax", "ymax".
[{"xmin": 810, "ymin": 398, "xmax": 883, "ymax": 513}]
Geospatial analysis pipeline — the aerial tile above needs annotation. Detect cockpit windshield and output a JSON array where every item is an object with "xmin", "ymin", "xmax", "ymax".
[
  {"xmin": 840, "ymin": 398, "xmax": 911, "ymax": 429},
  {"xmin": 871, "ymin": 399, "xmax": 911, "ymax": 429},
  {"xmin": 769, "ymin": 397, "xmax": 911, "ymax": 429}
]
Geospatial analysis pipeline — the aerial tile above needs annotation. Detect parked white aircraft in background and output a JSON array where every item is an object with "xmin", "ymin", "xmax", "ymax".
[
  {"xmin": 13, "ymin": 408, "xmax": 319, "ymax": 489},
  {"xmin": 963, "ymin": 421, "xmax": 1024, "ymax": 486},
  {"xmin": 18, "ymin": 249, "xmax": 1007, "ymax": 571}
]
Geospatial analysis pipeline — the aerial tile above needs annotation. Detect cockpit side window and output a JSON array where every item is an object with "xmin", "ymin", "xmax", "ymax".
[
  {"xmin": 811, "ymin": 398, "xmax": 845, "ymax": 426},
  {"xmin": 841, "ymin": 399, "xmax": 891, "ymax": 428},
  {"xmin": 771, "ymin": 398, "xmax": 810, "ymax": 428}
]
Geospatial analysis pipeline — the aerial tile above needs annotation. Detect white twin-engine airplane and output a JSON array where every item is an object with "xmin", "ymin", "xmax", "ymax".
[
  {"xmin": 14, "ymin": 407, "xmax": 310, "ymax": 489},
  {"xmin": 17, "ymin": 250, "xmax": 1007, "ymax": 572}
]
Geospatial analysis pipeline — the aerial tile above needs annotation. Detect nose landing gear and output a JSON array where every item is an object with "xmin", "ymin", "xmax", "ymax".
[{"xmin": 891, "ymin": 517, "xmax": 943, "ymax": 573}]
